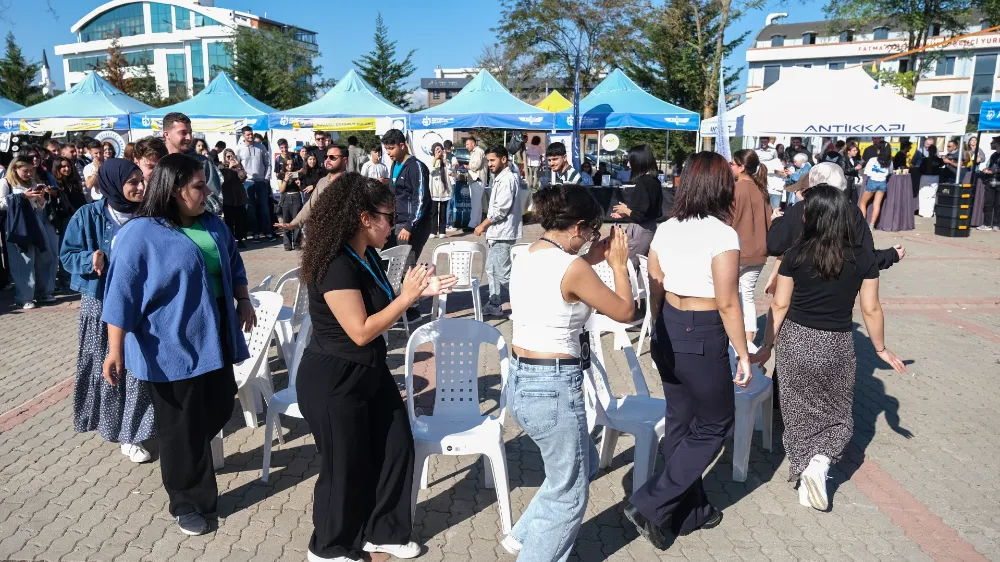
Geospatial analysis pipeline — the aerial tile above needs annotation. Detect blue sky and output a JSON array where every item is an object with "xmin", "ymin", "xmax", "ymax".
[{"xmin": 0, "ymin": 0, "xmax": 814, "ymax": 100}]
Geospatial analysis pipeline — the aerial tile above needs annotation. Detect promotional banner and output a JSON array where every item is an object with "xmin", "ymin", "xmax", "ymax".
[
  {"xmin": 409, "ymin": 128, "xmax": 454, "ymax": 168},
  {"xmin": 269, "ymin": 116, "xmax": 377, "ymax": 131},
  {"xmin": 95, "ymin": 131, "xmax": 127, "ymax": 158},
  {"xmin": 1, "ymin": 116, "xmax": 122, "ymax": 133},
  {"xmin": 130, "ymin": 115, "xmax": 267, "ymax": 132}
]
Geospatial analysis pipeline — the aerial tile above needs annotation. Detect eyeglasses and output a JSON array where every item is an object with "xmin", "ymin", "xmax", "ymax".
[
  {"xmin": 373, "ymin": 211, "xmax": 396, "ymax": 226},
  {"xmin": 326, "ymin": 154, "xmax": 345, "ymax": 160}
]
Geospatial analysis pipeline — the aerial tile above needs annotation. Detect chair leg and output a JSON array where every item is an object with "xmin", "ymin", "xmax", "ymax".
[
  {"xmin": 637, "ymin": 307, "xmax": 652, "ymax": 358},
  {"xmin": 436, "ymin": 294, "xmax": 448, "ymax": 320},
  {"xmin": 732, "ymin": 398, "xmax": 754, "ymax": 482},
  {"xmin": 411, "ymin": 450, "xmax": 429, "ymax": 522},
  {"xmin": 262, "ymin": 412, "xmax": 276, "ymax": 483},
  {"xmin": 485, "ymin": 448, "xmax": 513, "ymax": 535},
  {"xmin": 237, "ymin": 384, "xmax": 259, "ymax": 428},
  {"xmin": 761, "ymin": 391, "xmax": 774, "ymax": 452},
  {"xmin": 210, "ymin": 430, "xmax": 224, "ymax": 471},
  {"xmin": 472, "ymin": 280, "xmax": 482, "ymax": 321},
  {"xmin": 421, "ymin": 457, "xmax": 431, "ymax": 489},
  {"xmin": 599, "ymin": 427, "xmax": 620, "ymax": 469},
  {"xmin": 403, "ymin": 310, "xmax": 410, "ymax": 336},
  {"xmin": 631, "ymin": 431, "xmax": 657, "ymax": 495},
  {"xmin": 484, "ymin": 456, "xmax": 494, "ymax": 489}
]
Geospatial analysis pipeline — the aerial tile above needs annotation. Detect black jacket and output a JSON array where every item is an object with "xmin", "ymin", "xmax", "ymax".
[
  {"xmin": 766, "ymin": 197, "xmax": 899, "ymax": 270},
  {"xmin": 623, "ymin": 174, "xmax": 663, "ymax": 225},
  {"xmin": 393, "ymin": 156, "xmax": 432, "ymax": 232}
]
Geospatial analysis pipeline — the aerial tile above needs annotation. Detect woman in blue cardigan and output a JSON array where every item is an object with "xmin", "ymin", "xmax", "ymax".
[
  {"xmin": 61, "ymin": 159, "xmax": 156, "ymax": 464},
  {"xmin": 101, "ymin": 153, "xmax": 257, "ymax": 537}
]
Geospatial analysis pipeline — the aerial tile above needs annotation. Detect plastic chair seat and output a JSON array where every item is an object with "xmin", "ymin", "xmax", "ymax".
[
  {"xmin": 605, "ymin": 395, "xmax": 667, "ymax": 427},
  {"xmin": 412, "ymin": 415, "xmax": 503, "ymax": 450},
  {"xmin": 261, "ymin": 317, "xmax": 312, "ymax": 483},
  {"xmin": 268, "ymin": 388, "xmax": 302, "ymax": 419}
]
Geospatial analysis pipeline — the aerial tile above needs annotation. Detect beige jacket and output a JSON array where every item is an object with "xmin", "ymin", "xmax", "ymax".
[
  {"xmin": 467, "ymin": 146, "xmax": 487, "ymax": 183},
  {"xmin": 289, "ymin": 173, "xmax": 337, "ymax": 228}
]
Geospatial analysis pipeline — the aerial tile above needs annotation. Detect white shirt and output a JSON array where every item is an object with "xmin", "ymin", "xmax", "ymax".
[
  {"xmin": 360, "ymin": 161, "xmax": 389, "ymax": 180},
  {"xmin": 650, "ymin": 216, "xmax": 740, "ymax": 299},
  {"xmin": 756, "ymin": 146, "xmax": 786, "ymax": 195},
  {"xmin": 864, "ymin": 158, "xmax": 891, "ymax": 182},
  {"xmin": 525, "ymin": 144, "xmax": 544, "ymax": 167}
]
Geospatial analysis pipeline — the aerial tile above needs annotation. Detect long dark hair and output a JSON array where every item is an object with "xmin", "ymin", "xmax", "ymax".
[
  {"xmin": 671, "ymin": 151, "xmax": 734, "ymax": 223},
  {"xmin": 300, "ymin": 172, "xmax": 395, "ymax": 285},
  {"xmin": 793, "ymin": 184, "xmax": 853, "ymax": 280},
  {"xmin": 627, "ymin": 144, "xmax": 657, "ymax": 180},
  {"xmin": 52, "ymin": 157, "xmax": 82, "ymax": 193},
  {"xmin": 137, "ymin": 153, "xmax": 204, "ymax": 226},
  {"xmin": 532, "ymin": 183, "xmax": 603, "ymax": 233},
  {"xmin": 732, "ymin": 148, "xmax": 768, "ymax": 202}
]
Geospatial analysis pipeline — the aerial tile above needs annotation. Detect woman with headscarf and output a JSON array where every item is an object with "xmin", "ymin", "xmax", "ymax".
[{"xmin": 61, "ymin": 159, "xmax": 156, "ymax": 463}]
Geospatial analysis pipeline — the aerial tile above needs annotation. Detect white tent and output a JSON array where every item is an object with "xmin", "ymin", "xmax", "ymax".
[{"xmin": 701, "ymin": 66, "xmax": 965, "ymax": 137}]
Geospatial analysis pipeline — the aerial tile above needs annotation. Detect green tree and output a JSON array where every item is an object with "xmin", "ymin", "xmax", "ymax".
[
  {"xmin": 94, "ymin": 36, "xmax": 164, "ymax": 106},
  {"xmin": 476, "ymin": 41, "xmax": 540, "ymax": 99},
  {"xmin": 225, "ymin": 26, "xmax": 327, "ymax": 110},
  {"xmin": 353, "ymin": 12, "xmax": 417, "ymax": 109},
  {"xmin": 0, "ymin": 32, "xmax": 41, "ymax": 105}
]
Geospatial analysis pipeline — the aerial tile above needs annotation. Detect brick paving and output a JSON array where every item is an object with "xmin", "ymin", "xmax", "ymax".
[{"xmin": 1, "ymin": 216, "xmax": 999, "ymax": 561}]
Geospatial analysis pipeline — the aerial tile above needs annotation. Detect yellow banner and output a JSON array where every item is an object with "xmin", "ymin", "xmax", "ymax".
[
  {"xmin": 303, "ymin": 117, "xmax": 376, "ymax": 131},
  {"xmin": 146, "ymin": 117, "xmax": 260, "ymax": 132},
  {"xmin": 19, "ymin": 117, "xmax": 120, "ymax": 132}
]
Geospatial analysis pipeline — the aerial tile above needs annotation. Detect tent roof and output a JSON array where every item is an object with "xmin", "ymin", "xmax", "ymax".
[
  {"xmin": 0, "ymin": 95, "xmax": 23, "ymax": 115},
  {"xmin": 536, "ymin": 90, "xmax": 572, "ymax": 112},
  {"xmin": 277, "ymin": 69, "xmax": 406, "ymax": 118},
  {"xmin": 136, "ymin": 73, "xmax": 275, "ymax": 119},
  {"xmin": 977, "ymin": 101, "xmax": 1000, "ymax": 131},
  {"xmin": 410, "ymin": 70, "xmax": 554, "ymax": 130},
  {"xmin": 5, "ymin": 72, "xmax": 151, "ymax": 120},
  {"xmin": 556, "ymin": 69, "xmax": 699, "ymax": 131},
  {"xmin": 702, "ymin": 66, "xmax": 965, "ymax": 136}
]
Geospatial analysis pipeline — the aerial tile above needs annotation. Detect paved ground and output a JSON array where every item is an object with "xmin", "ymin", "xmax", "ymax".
[{"xmin": 1, "ymin": 217, "xmax": 999, "ymax": 562}]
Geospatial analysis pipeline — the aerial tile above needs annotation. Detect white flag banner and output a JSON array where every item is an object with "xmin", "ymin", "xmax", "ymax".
[{"xmin": 715, "ymin": 72, "xmax": 731, "ymax": 161}]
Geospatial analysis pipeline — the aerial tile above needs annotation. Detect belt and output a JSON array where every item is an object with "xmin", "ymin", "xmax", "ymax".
[{"xmin": 512, "ymin": 353, "xmax": 581, "ymax": 366}]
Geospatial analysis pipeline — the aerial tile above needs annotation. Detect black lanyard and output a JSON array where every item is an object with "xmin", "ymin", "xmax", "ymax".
[{"xmin": 344, "ymin": 246, "xmax": 393, "ymax": 301}]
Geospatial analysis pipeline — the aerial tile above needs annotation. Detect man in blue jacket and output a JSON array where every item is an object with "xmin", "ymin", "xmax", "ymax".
[{"xmin": 382, "ymin": 129, "xmax": 432, "ymax": 259}]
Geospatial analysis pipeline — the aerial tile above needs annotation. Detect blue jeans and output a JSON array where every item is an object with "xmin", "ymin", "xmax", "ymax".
[
  {"xmin": 9, "ymin": 210, "xmax": 57, "ymax": 305},
  {"xmin": 446, "ymin": 191, "xmax": 456, "ymax": 227},
  {"xmin": 769, "ymin": 193, "xmax": 782, "ymax": 209},
  {"xmin": 486, "ymin": 239, "xmax": 514, "ymax": 304},
  {"xmin": 508, "ymin": 358, "xmax": 599, "ymax": 562},
  {"xmin": 865, "ymin": 179, "xmax": 888, "ymax": 193},
  {"xmin": 246, "ymin": 180, "xmax": 273, "ymax": 237}
]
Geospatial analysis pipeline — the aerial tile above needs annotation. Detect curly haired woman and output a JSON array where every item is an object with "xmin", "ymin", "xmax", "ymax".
[{"xmin": 296, "ymin": 172, "xmax": 457, "ymax": 562}]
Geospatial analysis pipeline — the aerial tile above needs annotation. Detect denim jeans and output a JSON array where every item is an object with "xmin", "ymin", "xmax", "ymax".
[
  {"xmin": 507, "ymin": 358, "xmax": 599, "ymax": 562},
  {"xmin": 246, "ymin": 180, "xmax": 273, "ymax": 237},
  {"xmin": 486, "ymin": 239, "xmax": 514, "ymax": 305},
  {"xmin": 446, "ymin": 190, "xmax": 456, "ymax": 228},
  {"xmin": 9, "ymin": 210, "xmax": 57, "ymax": 305},
  {"xmin": 769, "ymin": 193, "xmax": 782, "ymax": 209}
]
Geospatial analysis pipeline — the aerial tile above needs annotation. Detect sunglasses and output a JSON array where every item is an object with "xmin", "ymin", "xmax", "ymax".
[
  {"xmin": 373, "ymin": 211, "xmax": 396, "ymax": 226},
  {"xmin": 326, "ymin": 154, "xmax": 345, "ymax": 160}
]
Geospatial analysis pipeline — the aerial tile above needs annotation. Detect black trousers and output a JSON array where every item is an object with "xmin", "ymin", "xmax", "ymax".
[
  {"xmin": 223, "ymin": 204, "xmax": 247, "ymax": 242},
  {"xmin": 431, "ymin": 200, "xmax": 448, "ymax": 236},
  {"xmin": 630, "ymin": 302, "xmax": 734, "ymax": 534},
  {"xmin": 388, "ymin": 222, "xmax": 431, "ymax": 263},
  {"xmin": 297, "ymin": 349, "xmax": 415, "ymax": 559},
  {"xmin": 983, "ymin": 182, "xmax": 1000, "ymax": 228},
  {"xmin": 279, "ymin": 193, "xmax": 304, "ymax": 249}
]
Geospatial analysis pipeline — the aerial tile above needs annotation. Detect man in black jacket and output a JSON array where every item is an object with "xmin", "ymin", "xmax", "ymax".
[{"xmin": 382, "ymin": 128, "xmax": 432, "ymax": 259}]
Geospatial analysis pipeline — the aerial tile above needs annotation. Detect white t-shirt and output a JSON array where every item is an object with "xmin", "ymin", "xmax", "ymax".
[
  {"xmin": 756, "ymin": 146, "xmax": 786, "ymax": 195},
  {"xmin": 360, "ymin": 161, "xmax": 389, "ymax": 180},
  {"xmin": 525, "ymin": 144, "xmax": 544, "ymax": 167},
  {"xmin": 83, "ymin": 162, "xmax": 104, "ymax": 201},
  {"xmin": 864, "ymin": 158, "xmax": 891, "ymax": 182},
  {"xmin": 650, "ymin": 216, "xmax": 740, "ymax": 299}
]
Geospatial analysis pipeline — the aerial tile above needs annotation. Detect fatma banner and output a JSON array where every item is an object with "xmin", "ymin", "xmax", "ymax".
[
  {"xmin": 270, "ymin": 116, "xmax": 377, "ymax": 131},
  {"xmin": 1, "ymin": 117, "xmax": 121, "ymax": 132},
  {"xmin": 132, "ymin": 116, "xmax": 267, "ymax": 132}
]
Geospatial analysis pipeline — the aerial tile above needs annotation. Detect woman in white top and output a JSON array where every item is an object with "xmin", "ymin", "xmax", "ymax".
[
  {"xmin": 625, "ymin": 152, "xmax": 751, "ymax": 550},
  {"xmin": 428, "ymin": 142, "xmax": 453, "ymax": 239},
  {"xmin": 506, "ymin": 184, "xmax": 634, "ymax": 562}
]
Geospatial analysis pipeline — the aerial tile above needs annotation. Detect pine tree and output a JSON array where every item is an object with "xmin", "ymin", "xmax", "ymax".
[
  {"xmin": 226, "ymin": 26, "xmax": 327, "ymax": 110},
  {"xmin": 353, "ymin": 12, "xmax": 417, "ymax": 109},
  {"xmin": 94, "ymin": 36, "xmax": 164, "ymax": 106},
  {"xmin": 0, "ymin": 32, "xmax": 41, "ymax": 105}
]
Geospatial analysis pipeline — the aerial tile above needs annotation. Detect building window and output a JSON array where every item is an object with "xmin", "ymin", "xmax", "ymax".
[
  {"xmin": 207, "ymin": 43, "xmax": 231, "ymax": 80},
  {"xmin": 828, "ymin": 62, "xmax": 844, "ymax": 70},
  {"xmin": 899, "ymin": 59, "xmax": 909, "ymax": 72},
  {"xmin": 931, "ymin": 95, "xmax": 951, "ymax": 112},
  {"xmin": 167, "ymin": 53, "xmax": 187, "ymax": 98},
  {"xmin": 79, "ymin": 4, "xmax": 145, "ymax": 42},
  {"xmin": 763, "ymin": 65, "xmax": 780, "ymax": 88},
  {"xmin": 873, "ymin": 27, "xmax": 889, "ymax": 40},
  {"xmin": 839, "ymin": 30, "xmax": 854, "ymax": 43},
  {"xmin": 195, "ymin": 13, "xmax": 222, "ymax": 27},
  {"xmin": 446, "ymin": 90, "xmax": 454, "ymax": 99},
  {"xmin": 935, "ymin": 56, "xmax": 956, "ymax": 76},
  {"xmin": 969, "ymin": 54, "xmax": 997, "ymax": 127},
  {"xmin": 123, "ymin": 50, "xmax": 153, "ymax": 67},
  {"xmin": 68, "ymin": 55, "xmax": 107, "ymax": 72},
  {"xmin": 190, "ymin": 43, "xmax": 205, "ymax": 93},
  {"xmin": 150, "ymin": 3, "xmax": 173, "ymax": 33},
  {"xmin": 174, "ymin": 7, "xmax": 192, "ymax": 30},
  {"xmin": 929, "ymin": 23, "xmax": 941, "ymax": 36},
  {"xmin": 802, "ymin": 32, "xmax": 816, "ymax": 45},
  {"xmin": 770, "ymin": 35, "xmax": 784, "ymax": 47},
  {"xmin": 292, "ymin": 30, "xmax": 317, "ymax": 45},
  {"xmin": 432, "ymin": 90, "xmax": 440, "ymax": 100},
  {"xmin": 795, "ymin": 63, "xmax": 813, "ymax": 68},
  {"xmin": 982, "ymin": 19, "xmax": 992, "ymax": 32}
]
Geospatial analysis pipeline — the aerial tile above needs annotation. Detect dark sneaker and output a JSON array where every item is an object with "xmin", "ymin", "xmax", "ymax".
[
  {"xmin": 405, "ymin": 307, "xmax": 422, "ymax": 322},
  {"xmin": 679, "ymin": 507, "xmax": 723, "ymax": 536},
  {"xmin": 482, "ymin": 303, "xmax": 507, "ymax": 317},
  {"xmin": 175, "ymin": 512, "xmax": 209, "ymax": 536},
  {"xmin": 624, "ymin": 503, "xmax": 672, "ymax": 550}
]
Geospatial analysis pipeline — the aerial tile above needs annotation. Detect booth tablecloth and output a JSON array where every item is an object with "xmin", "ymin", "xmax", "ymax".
[{"xmin": 864, "ymin": 174, "xmax": 915, "ymax": 231}]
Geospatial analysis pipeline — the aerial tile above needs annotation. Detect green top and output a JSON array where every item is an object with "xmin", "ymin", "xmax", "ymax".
[{"xmin": 180, "ymin": 221, "xmax": 224, "ymax": 298}]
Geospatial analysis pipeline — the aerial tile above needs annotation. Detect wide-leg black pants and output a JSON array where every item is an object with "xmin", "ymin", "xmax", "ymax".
[
  {"xmin": 629, "ymin": 302, "xmax": 734, "ymax": 535},
  {"xmin": 297, "ymin": 348, "xmax": 415, "ymax": 559}
]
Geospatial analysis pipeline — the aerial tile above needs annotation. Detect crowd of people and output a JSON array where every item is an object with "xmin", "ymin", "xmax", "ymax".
[{"xmin": 1, "ymin": 125, "xmax": 918, "ymax": 561}]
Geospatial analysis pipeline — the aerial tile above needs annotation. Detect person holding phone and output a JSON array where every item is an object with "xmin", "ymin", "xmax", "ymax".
[{"xmin": 0, "ymin": 156, "xmax": 59, "ymax": 309}]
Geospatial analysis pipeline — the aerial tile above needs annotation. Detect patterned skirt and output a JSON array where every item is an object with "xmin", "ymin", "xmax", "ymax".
[
  {"xmin": 72, "ymin": 295, "xmax": 156, "ymax": 444},
  {"xmin": 775, "ymin": 319, "xmax": 856, "ymax": 482}
]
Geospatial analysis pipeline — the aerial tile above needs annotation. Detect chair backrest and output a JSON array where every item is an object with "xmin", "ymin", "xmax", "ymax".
[
  {"xmin": 432, "ymin": 241, "xmax": 487, "ymax": 288},
  {"xmin": 274, "ymin": 267, "xmax": 300, "ymax": 292},
  {"xmin": 234, "ymin": 291, "xmax": 284, "ymax": 386},
  {"xmin": 380, "ymin": 244, "xmax": 412, "ymax": 294},
  {"xmin": 404, "ymin": 319, "xmax": 509, "ymax": 425},
  {"xmin": 250, "ymin": 274, "xmax": 274, "ymax": 293},
  {"xmin": 593, "ymin": 260, "xmax": 641, "ymax": 300},
  {"xmin": 286, "ymin": 315, "xmax": 312, "ymax": 388},
  {"xmin": 728, "ymin": 342, "xmax": 770, "ymax": 397},
  {"xmin": 636, "ymin": 255, "xmax": 649, "ymax": 297},
  {"xmin": 274, "ymin": 267, "xmax": 309, "ymax": 329}
]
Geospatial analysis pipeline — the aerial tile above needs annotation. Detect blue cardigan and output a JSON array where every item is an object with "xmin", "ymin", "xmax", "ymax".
[
  {"xmin": 60, "ymin": 201, "xmax": 115, "ymax": 299},
  {"xmin": 101, "ymin": 213, "xmax": 251, "ymax": 382}
]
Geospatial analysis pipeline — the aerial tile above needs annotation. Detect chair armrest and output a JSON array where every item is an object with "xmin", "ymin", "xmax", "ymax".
[{"xmin": 623, "ymin": 347, "xmax": 651, "ymax": 397}]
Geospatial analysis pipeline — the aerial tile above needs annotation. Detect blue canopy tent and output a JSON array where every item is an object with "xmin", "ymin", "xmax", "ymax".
[
  {"xmin": 556, "ymin": 69, "xmax": 699, "ymax": 131},
  {"xmin": 130, "ymin": 72, "xmax": 276, "ymax": 132},
  {"xmin": 269, "ymin": 69, "xmax": 407, "ymax": 131},
  {"xmin": 0, "ymin": 72, "xmax": 151, "ymax": 133},
  {"xmin": 0, "ymin": 95, "xmax": 23, "ymax": 116},
  {"xmin": 978, "ymin": 101, "xmax": 1000, "ymax": 131},
  {"xmin": 409, "ymin": 70, "xmax": 555, "ymax": 130}
]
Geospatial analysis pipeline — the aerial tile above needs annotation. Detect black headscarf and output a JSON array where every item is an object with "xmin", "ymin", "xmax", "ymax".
[{"xmin": 97, "ymin": 158, "xmax": 143, "ymax": 214}]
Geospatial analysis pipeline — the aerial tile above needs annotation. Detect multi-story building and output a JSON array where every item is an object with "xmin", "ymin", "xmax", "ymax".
[
  {"xmin": 421, "ymin": 66, "xmax": 590, "ymax": 108},
  {"xmin": 746, "ymin": 12, "xmax": 1000, "ymax": 129},
  {"xmin": 53, "ymin": 0, "xmax": 317, "ymax": 99}
]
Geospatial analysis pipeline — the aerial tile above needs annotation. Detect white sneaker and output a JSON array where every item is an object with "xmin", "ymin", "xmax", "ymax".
[
  {"xmin": 977, "ymin": 225, "xmax": 993, "ymax": 231},
  {"xmin": 306, "ymin": 551, "xmax": 355, "ymax": 562},
  {"xmin": 798, "ymin": 480, "xmax": 811, "ymax": 507},
  {"xmin": 21, "ymin": 302, "xmax": 36, "ymax": 310},
  {"xmin": 501, "ymin": 534, "xmax": 522, "ymax": 554},
  {"xmin": 362, "ymin": 542, "xmax": 421, "ymax": 559},
  {"xmin": 121, "ymin": 443, "xmax": 152, "ymax": 463},
  {"xmin": 800, "ymin": 454, "xmax": 830, "ymax": 510}
]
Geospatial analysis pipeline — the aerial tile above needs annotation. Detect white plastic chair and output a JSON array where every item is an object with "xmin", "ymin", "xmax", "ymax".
[
  {"xmin": 380, "ymin": 245, "xmax": 413, "ymax": 335},
  {"xmin": 272, "ymin": 267, "xmax": 308, "ymax": 368},
  {"xmin": 234, "ymin": 291, "xmax": 283, "ymax": 428},
  {"xmin": 728, "ymin": 342, "xmax": 773, "ymax": 482},
  {"xmin": 635, "ymin": 255, "xmax": 654, "ymax": 358},
  {"xmin": 509, "ymin": 243, "xmax": 531, "ymax": 263},
  {"xmin": 261, "ymin": 316, "xmax": 312, "ymax": 483},
  {"xmin": 585, "ymin": 315, "xmax": 666, "ymax": 494},
  {"xmin": 591, "ymin": 260, "xmax": 641, "ymax": 350},
  {"xmin": 431, "ymin": 242, "xmax": 487, "ymax": 322},
  {"xmin": 405, "ymin": 319, "xmax": 512, "ymax": 534},
  {"xmin": 250, "ymin": 274, "xmax": 274, "ymax": 293}
]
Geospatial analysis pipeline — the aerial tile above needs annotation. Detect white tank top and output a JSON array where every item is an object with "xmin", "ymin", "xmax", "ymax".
[{"xmin": 510, "ymin": 247, "xmax": 592, "ymax": 356}]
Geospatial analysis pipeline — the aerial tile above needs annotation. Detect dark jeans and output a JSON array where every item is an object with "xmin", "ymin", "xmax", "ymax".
[
  {"xmin": 0, "ymin": 216, "xmax": 8, "ymax": 287},
  {"xmin": 629, "ymin": 302, "xmax": 734, "ymax": 534},
  {"xmin": 297, "ymin": 349, "xmax": 414, "ymax": 559},
  {"xmin": 389, "ymin": 223, "xmax": 431, "ymax": 263},
  {"xmin": 223, "ymin": 205, "xmax": 247, "ymax": 242},
  {"xmin": 983, "ymin": 182, "xmax": 1000, "ymax": 228},
  {"xmin": 246, "ymin": 181, "xmax": 273, "ymax": 238},
  {"xmin": 431, "ymin": 200, "xmax": 448, "ymax": 236},
  {"xmin": 278, "ymin": 193, "xmax": 304, "ymax": 249}
]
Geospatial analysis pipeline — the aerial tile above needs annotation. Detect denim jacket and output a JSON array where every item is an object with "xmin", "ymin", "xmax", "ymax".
[{"xmin": 60, "ymin": 201, "xmax": 114, "ymax": 299}]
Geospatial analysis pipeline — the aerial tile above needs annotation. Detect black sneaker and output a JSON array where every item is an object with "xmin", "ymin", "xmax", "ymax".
[
  {"xmin": 237, "ymin": 241, "xmax": 247, "ymax": 249},
  {"xmin": 679, "ymin": 507, "xmax": 723, "ymax": 536},
  {"xmin": 405, "ymin": 307, "xmax": 422, "ymax": 322},
  {"xmin": 175, "ymin": 512, "xmax": 208, "ymax": 536},
  {"xmin": 624, "ymin": 503, "xmax": 672, "ymax": 550}
]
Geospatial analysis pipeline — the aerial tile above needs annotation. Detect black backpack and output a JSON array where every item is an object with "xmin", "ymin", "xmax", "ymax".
[{"xmin": 507, "ymin": 131, "xmax": 525, "ymax": 155}]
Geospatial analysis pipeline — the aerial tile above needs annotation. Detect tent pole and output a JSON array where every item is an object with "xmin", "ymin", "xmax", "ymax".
[
  {"xmin": 597, "ymin": 130, "xmax": 602, "ymax": 171},
  {"xmin": 696, "ymin": 131, "xmax": 702, "ymax": 152},
  {"xmin": 665, "ymin": 131, "xmax": 670, "ymax": 176},
  {"xmin": 956, "ymin": 133, "xmax": 965, "ymax": 185}
]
